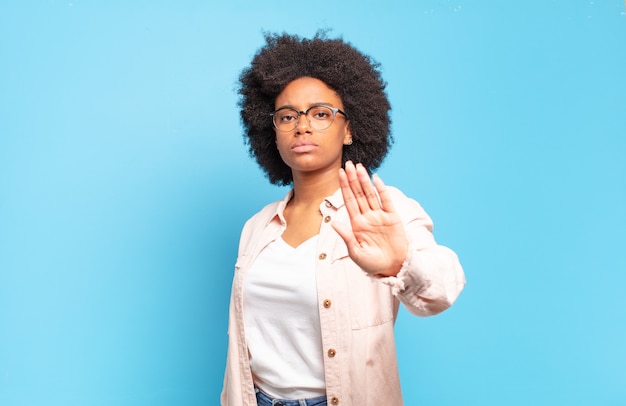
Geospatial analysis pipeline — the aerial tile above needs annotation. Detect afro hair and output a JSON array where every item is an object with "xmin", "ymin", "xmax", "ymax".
[{"xmin": 238, "ymin": 31, "xmax": 392, "ymax": 186}]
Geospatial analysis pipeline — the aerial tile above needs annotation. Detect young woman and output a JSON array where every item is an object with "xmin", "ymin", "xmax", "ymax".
[{"xmin": 221, "ymin": 32, "xmax": 466, "ymax": 406}]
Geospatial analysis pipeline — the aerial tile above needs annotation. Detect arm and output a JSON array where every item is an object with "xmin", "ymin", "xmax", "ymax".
[
  {"xmin": 378, "ymin": 199, "xmax": 465, "ymax": 316},
  {"xmin": 332, "ymin": 161, "xmax": 465, "ymax": 316}
]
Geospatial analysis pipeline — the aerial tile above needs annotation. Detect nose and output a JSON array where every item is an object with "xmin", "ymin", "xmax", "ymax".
[{"xmin": 295, "ymin": 110, "xmax": 311, "ymax": 133}]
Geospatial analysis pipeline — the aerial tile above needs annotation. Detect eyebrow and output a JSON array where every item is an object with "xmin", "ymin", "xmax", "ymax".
[{"xmin": 274, "ymin": 102, "xmax": 336, "ymax": 111}]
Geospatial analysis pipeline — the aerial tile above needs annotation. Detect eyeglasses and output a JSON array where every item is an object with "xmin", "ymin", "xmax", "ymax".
[{"xmin": 270, "ymin": 104, "xmax": 348, "ymax": 132}]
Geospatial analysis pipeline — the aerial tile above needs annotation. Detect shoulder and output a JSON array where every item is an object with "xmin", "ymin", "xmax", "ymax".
[
  {"xmin": 384, "ymin": 185, "xmax": 419, "ymax": 212},
  {"xmin": 242, "ymin": 189, "xmax": 291, "ymax": 230},
  {"xmin": 237, "ymin": 196, "xmax": 286, "ymax": 255},
  {"xmin": 384, "ymin": 185, "xmax": 408, "ymax": 201},
  {"xmin": 244, "ymin": 200, "xmax": 281, "ymax": 229},
  {"xmin": 384, "ymin": 185, "xmax": 433, "ymax": 226}
]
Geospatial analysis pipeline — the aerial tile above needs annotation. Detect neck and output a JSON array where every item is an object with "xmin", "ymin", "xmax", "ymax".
[{"xmin": 290, "ymin": 168, "xmax": 340, "ymax": 207}]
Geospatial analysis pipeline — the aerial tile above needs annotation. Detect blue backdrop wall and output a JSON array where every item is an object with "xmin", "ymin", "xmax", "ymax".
[{"xmin": 1, "ymin": 1, "xmax": 625, "ymax": 405}]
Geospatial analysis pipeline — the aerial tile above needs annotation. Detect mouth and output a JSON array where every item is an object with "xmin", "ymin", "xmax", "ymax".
[{"xmin": 291, "ymin": 142, "xmax": 318, "ymax": 153}]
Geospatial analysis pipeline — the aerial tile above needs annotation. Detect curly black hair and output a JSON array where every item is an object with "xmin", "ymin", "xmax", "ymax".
[{"xmin": 238, "ymin": 31, "xmax": 392, "ymax": 186}]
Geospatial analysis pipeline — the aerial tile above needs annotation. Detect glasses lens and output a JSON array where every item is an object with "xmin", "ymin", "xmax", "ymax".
[
  {"xmin": 273, "ymin": 108, "xmax": 300, "ymax": 131},
  {"xmin": 307, "ymin": 106, "xmax": 334, "ymax": 130},
  {"xmin": 272, "ymin": 106, "xmax": 337, "ymax": 131}
]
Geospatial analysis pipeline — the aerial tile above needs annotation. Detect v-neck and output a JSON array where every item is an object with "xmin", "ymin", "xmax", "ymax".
[{"xmin": 279, "ymin": 234, "xmax": 319, "ymax": 250}]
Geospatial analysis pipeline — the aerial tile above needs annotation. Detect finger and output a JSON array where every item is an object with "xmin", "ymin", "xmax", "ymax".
[
  {"xmin": 346, "ymin": 162, "xmax": 371, "ymax": 213},
  {"xmin": 356, "ymin": 163, "xmax": 381, "ymax": 211},
  {"xmin": 372, "ymin": 173, "xmax": 397, "ymax": 214},
  {"xmin": 338, "ymin": 164, "xmax": 360, "ymax": 220}
]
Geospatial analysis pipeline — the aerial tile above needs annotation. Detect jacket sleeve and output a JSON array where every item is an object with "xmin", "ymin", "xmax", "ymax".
[{"xmin": 378, "ymin": 188, "xmax": 466, "ymax": 316}]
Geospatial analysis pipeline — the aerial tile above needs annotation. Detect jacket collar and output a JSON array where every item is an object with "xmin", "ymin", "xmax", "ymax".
[
  {"xmin": 325, "ymin": 187, "xmax": 346, "ymax": 210},
  {"xmin": 265, "ymin": 187, "xmax": 346, "ymax": 226}
]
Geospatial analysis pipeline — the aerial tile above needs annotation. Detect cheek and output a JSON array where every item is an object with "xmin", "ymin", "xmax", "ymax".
[
  {"xmin": 274, "ymin": 134, "xmax": 285, "ymax": 149},
  {"xmin": 274, "ymin": 136, "xmax": 290, "ymax": 159},
  {"xmin": 273, "ymin": 132, "xmax": 283, "ymax": 151}
]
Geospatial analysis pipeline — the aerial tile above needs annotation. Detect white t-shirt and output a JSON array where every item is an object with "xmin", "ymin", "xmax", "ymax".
[{"xmin": 243, "ymin": 235, "xmax": 325, "ymax": 399}]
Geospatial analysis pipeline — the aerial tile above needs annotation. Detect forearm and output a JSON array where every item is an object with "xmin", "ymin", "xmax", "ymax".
[{"xmin": 386, "ymin": 244, "xmax": 465, "ymax": 316}]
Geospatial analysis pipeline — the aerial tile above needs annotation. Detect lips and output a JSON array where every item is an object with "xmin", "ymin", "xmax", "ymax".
[{"xmin": 291, "ymin": 141, "xmax": 318, "ymax": 153}]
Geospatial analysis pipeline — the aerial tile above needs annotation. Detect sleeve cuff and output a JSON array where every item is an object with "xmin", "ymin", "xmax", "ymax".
[{"xmin": 378, "ymin": 260, "xmax": 409, "ymax": 296}]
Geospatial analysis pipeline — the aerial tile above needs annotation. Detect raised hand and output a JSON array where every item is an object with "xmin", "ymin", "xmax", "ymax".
[{"xmin": 331, "ymin": 161, "xmax": 409, "ymax": 277}]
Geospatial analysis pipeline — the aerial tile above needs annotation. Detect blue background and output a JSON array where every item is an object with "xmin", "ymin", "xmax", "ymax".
[{"xmin": 1, "ymin": 1, "xmax": 625, "ymax": 405}]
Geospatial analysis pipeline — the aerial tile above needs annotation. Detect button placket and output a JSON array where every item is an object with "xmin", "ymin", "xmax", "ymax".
[{"xmin": 318, "ymin": 199, "xmax": 341, "ymax": 406}]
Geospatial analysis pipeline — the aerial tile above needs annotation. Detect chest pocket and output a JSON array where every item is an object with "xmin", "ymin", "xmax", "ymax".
[{"xmin": 332, "ymin": 245, "xmax": 395, "ymax": 330}]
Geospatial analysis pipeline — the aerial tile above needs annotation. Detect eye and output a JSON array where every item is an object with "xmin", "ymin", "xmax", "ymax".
[
  {"xmin": 277, "ymin": 109, "xmax": 298, "ymax": 122},
  {"xmin": 310, "ymin": 106, "xmax": 332, "ymax": 120}
]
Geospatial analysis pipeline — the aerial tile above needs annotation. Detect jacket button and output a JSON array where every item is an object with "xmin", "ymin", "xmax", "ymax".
[
  {"xmin": 328, "ymin": 348, "xmax": 336, "ymax": 357},
  {"xmin": 318, "ymin": 253, "xmax": 327, "ymax": 260},
  {"xmin": 324, "ymin": 215, "xmax": 331, "ymax": 223},
  {"xmin": 330, "ymin": 396, "xmax": 339, "ymax": 404},
  {"xmin": 323, "ymin": 299, "xmax": 332, "ymax": 308}
]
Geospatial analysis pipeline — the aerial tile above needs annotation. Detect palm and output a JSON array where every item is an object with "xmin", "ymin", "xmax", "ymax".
[{"xmin": 332, "ymin": 162, "xmax": 408, "ymax": 277}]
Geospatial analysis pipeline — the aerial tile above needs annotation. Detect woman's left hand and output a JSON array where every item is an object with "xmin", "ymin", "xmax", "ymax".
[{"xmin": 332, "ymin": 161, "xmax": 409, "ymax": 277}]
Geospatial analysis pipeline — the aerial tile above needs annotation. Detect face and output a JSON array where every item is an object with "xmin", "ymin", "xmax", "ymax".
[{"xmin": 273, "ymin": 77, "xmax": 352, "ymax": 179}]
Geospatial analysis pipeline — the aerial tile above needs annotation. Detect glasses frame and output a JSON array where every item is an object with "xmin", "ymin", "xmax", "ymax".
[{"xmin": 270, "ymin": 104, "xmax": 348, "ymax": 132}]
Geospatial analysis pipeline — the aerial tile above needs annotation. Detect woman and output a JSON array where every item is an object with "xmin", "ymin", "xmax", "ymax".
[{"xmin": 222, "ymin": 32, "xmax": 465, "ymax": 406}]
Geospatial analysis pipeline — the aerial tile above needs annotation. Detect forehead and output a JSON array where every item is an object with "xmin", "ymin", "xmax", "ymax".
[{"xmin": 275, "ymin": 77, "xmax": 343, "ymax": 108}]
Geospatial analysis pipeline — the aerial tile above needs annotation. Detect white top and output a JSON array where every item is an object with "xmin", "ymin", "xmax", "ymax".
[{"xmin": 242, "ymin": 235, "xmax": 326, "ymax": 399}]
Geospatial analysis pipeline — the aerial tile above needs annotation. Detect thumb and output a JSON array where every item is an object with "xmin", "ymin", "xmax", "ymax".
[{"xmin": 331, "ymin": 220, "xmax": 357, "ymax": 249}]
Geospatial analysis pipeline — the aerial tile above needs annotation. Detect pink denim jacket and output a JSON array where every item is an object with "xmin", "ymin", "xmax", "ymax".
[{"xmin": 221, "ymin": 186, "xmax": 465, "ymax": 405}]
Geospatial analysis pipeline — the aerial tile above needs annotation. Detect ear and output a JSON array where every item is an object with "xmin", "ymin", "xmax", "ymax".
[{"xmin": 343, "ymin": 122, "xmax": 353, "ymax": 145}]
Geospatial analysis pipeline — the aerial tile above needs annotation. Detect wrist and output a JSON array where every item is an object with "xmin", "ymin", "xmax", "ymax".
[{"xmin": 377, "ymin": 257, "xmax": 405, "ymax": 277}]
